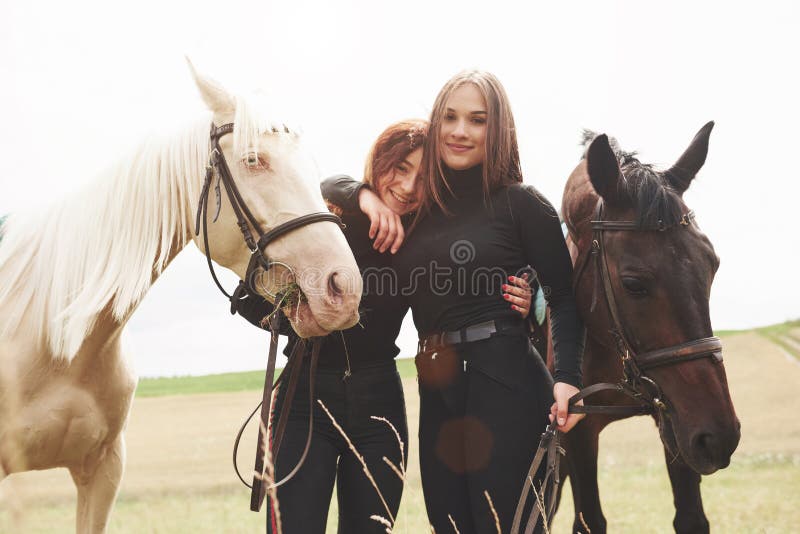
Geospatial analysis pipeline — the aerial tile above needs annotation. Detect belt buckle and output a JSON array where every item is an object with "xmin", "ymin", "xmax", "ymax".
[{"xmin": 419, "ymin": 334, "xmax": 441, "ymax": 354}]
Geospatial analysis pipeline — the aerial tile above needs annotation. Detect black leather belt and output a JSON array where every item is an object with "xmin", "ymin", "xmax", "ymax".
[{"xmin": 418, "ymin": 318, "xmax": 528, "ymax": 353}]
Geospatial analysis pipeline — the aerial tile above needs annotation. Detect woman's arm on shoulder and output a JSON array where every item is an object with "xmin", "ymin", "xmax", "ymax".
[
  {"xmin": 320, "ymin": 175, "xmax": 405, "ymax": 254},
  {"xmin": 320, "ymin": 174, "xmax": 366, "ymax": 214}
]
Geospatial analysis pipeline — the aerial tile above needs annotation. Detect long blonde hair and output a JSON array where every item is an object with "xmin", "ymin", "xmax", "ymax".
[{"xmin": 418, "ymin": 70, "xmax": 522, "ymax": 219}]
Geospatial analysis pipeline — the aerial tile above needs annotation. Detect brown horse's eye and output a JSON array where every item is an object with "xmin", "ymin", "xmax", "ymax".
[{"xmin": 621, "ymin": 276, "xmax": 649, "ymax": 296}]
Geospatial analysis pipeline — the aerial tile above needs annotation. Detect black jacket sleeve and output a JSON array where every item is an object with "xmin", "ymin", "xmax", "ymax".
[
  {"xmin": 235, "ymin": 291, "xmax": 274, "ymax": 329},
  {"xmin": 234, "ymin": 288, "xmax": 295, "ymax": 337},
  {"xmin": 509, "ymin": 185, "xmax": 585, "ymax": 388},
  {"xmin": 320, "ymin": 174, "xmax": 366, "ymax": 214}
]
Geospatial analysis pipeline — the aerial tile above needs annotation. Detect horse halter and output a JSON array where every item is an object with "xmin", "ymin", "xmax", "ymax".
[
  {"xmin": 194, "ymin": 122, "xmax": 343, "ymax": 308},
  {"xmin": 571, "ymin": 199, "xmax": 724, "ymax": 418}
]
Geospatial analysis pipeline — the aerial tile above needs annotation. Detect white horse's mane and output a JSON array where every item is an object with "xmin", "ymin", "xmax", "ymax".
[{"xmin": 0, "ymin": 94, "xmax": 296, "ymax": 362}]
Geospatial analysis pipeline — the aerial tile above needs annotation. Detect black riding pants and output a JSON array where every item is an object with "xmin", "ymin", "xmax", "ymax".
[
  {"xmin": 416, "ymin": 333, "xmax": 553, "ymax": 534},
  {"xmin": 268, "ymin": 360, "xmax": 408, "ymax": 534}
]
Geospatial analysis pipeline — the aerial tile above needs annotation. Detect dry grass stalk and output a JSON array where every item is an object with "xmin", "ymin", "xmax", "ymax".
[
  {"xmin": 257, "ymin": 280, "xmax": 306, "ymax": 328},
  {"xmin": 382, "ymin": 456, "xmax": 404, "ymax": 481},
  {"xmin": 578, "ymin": 511, "xmax": 592, "ymax": 533},
  {"xmin": 257, "ymin": 416, "xmax": 282, "ymax": 534},
  {"xmin": 448, "ymin": 514, "xmax": 460, "ymax": 534},
  {"xmin": 318, "ymin": 399, "xmax": 395, "ymax": 524},
  {"xmin": 371, "ymin": 415, "xmax": 406, "ymax": 477},
  {"xmin": 483, "ymin": 490, "xmax": 501, "ymax": 534},
  {"xmin": 528, "ymin": 476, "xmax": 550, "ymax": 534},
  {"xmin": 370, "ymin": 514, "xmax": 393, "ymax": 533}
]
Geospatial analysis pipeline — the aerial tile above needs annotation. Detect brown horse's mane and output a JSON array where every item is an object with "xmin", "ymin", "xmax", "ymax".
[{"xmin": 580, "ymin": 130, "xmax": 686, "ymax": 229}]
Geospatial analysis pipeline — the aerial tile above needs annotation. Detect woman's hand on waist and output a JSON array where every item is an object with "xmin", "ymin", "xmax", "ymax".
[{"xmin": 502, "ymin": 273, "xmax": 532, "ymax": 319}]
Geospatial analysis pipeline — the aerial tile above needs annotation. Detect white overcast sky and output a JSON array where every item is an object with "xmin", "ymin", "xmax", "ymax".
[{"xmin": 1, "ymin": 1, "xmax": 797, "ymax": 376}]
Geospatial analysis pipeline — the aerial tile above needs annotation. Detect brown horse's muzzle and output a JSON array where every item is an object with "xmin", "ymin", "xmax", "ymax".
[{"xmin": 686, "ymin": 417, "xmax": 741, "ymax": 473}]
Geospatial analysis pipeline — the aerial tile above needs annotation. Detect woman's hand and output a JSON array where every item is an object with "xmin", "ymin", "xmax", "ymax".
[
  {"xmin": 503, "ymin": 273, "xmax": 532, "ymax": 318},
  {"xmin": 550, "ymin": 382, "xmax": 585, "ymax": 433},
  {"xmin": 358, "ymin": 188, "xmax": 405, "ymax": 254}
]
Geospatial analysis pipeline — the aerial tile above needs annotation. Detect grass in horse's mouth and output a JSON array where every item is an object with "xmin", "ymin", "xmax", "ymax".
[{"xmin": 260, "ymin": 281, "xmax": 307, "ymax": 328}]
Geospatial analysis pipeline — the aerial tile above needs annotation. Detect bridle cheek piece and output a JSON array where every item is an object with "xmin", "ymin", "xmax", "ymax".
[{"xmin": 194, "ymin": 122, "xmax": 344, "ymax": 306}]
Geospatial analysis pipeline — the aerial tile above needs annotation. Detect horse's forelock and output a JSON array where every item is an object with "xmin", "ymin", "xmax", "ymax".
[
  {"xmin": 231, "ymin": 95, "xmax": 300, "ymax": 155},
  {"xmin": 623, "ymin": 164, "xmax": 685, "ymax": 229},
  {"xmin": 581, "ymin": 129, "xmax": 685, "ymax": 228}
]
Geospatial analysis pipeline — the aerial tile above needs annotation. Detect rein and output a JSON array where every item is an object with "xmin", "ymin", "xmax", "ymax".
[
  {"xmin": 512, "ymin": 199, "xmax": 723, "ymax": 534},
  {"xmin": 194, "ymin": 122, "xmax": 341, "ymax": 518}
]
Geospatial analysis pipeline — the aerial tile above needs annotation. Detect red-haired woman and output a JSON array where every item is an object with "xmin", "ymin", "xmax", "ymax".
[
  {"xmin": 238, "ymin": 118, "xmax": 535, "ymax": 533},
  {"xmin": 328, "ymin": 71, "xmax": 585, "ymax": 533}
]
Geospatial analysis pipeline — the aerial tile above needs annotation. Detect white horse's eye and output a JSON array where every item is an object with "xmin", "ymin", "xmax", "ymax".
[{"xmin": 243, "ymin": 152, "xmax": 261, "ymax": 168}]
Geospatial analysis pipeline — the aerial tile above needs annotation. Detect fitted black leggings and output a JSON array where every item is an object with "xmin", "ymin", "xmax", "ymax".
[
  {"xmin": 267, "ymin": 360, "xmax": 408, "ymax": 534},
  {"xmin": 416, "ymin": 333, "xmax": 553, "ymax": 534}
]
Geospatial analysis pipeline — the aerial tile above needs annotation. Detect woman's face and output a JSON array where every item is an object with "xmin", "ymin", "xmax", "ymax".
[
  {"xmin": 376, "ymin": 147, "xmax": 423, "ymax": 215},
  {"xmin": 439, "ymin": 83, "xmax": 488, "ymax": 170}
]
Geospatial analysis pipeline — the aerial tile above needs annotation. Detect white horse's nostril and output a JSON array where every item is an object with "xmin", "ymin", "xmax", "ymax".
[{"xmin": 328, "ymin": 272, "xmax": 343, "ymax": 298}]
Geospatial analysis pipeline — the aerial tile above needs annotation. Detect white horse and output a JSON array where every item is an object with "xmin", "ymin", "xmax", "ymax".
[{"xmin": 0, "ymin": 65, "xmax": 362, "ymax": 533}]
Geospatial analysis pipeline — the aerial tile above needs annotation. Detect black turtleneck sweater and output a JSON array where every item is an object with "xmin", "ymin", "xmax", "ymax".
[
  {"xmin": 236, "ymin": 175, "xmax": 409, "ymax": 370},
  {"xmin": 322, "ymin": 167, "xmax": 584, "ymax": 388}
]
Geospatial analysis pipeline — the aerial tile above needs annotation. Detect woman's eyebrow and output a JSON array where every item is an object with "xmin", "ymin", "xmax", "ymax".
[{"xmin": 445, "ymin": 107, "xmax": 488, "ymax": 115}]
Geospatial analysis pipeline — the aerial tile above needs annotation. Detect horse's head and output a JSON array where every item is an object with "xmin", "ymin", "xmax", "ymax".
[
  {"xmin": 188, "ymin": 65, "xmax": 361, "ymax": 337},
  {"xmin": 580, "ymin": 123, "xmax": 740, "ymax": 474}
]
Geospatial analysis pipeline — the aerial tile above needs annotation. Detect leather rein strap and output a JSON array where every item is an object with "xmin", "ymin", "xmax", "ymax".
[
  {"xmin": 511, "ymin": 421, "xmax": 563, "ymax": 534},
  {"xmin": 513, "ymin": 199, "xmax": 723, "ymax": 533},
  {"xmin": 247, "ymin": 321, "xmax": 322, "ymax": 513},
  {"xmin": 229, "ymin": 323, "xmax": 322, "ymax": 510}
]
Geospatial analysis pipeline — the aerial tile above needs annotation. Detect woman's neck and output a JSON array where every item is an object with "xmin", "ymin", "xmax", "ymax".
[{"xmin": 444, "ymin": 164, "xmax": 484, "ymax": 198}]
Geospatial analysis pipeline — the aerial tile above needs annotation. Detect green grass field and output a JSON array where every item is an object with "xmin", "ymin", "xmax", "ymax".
[
  {"xmin": 756, "ymin": 319, "xmax": 800, "ymax": 360},
  {"xmin": 1, "ymin": 330, "xmax": 798, "ymax": 533},
  {"xmin": 134, "ymin": 358, "xmax": 420, "ymax": 398},
  {"xmin": 133, "ymin": 328, "xmax": 762, "ymax": 399}
]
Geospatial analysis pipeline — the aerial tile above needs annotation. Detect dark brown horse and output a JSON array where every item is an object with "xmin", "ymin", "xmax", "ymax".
[{"xmin": 549, "ymin": 123, "xmax": 741, "ymax": 533}]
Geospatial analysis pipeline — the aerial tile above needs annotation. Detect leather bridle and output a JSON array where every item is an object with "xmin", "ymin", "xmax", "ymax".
[
  {"xmin": 568, "ymin": 199, "xmax": 723, "ymax": 419},
  {"xmin": 513, "ymin": 198, "xmax": 724, "ymax": 534},
  {"xmin": 195, "ymin": 122, "xmax": 341, "ymax": 519},
  {"xmin": 194, "ymin": 122, "xmax": 343, "ymax": 306}
]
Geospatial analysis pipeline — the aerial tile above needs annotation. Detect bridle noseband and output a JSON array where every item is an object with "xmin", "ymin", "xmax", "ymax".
[{"xmin": 194, "ymin": 122, "xmax": 343, "ymax": 307}]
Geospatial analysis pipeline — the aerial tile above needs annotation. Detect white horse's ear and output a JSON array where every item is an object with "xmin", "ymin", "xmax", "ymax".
[{"xmin": 186, "ymin": 57, "xmax": 235, "ymax": 114}]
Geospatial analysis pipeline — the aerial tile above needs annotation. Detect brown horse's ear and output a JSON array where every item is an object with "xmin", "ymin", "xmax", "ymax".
[
  {"xmin": 666, "ymin": 121, "xmax": 714, "ymax": 196},
  {"xmin": 587, "ymin": 134, "xmax": 628, "ymax": 208}
]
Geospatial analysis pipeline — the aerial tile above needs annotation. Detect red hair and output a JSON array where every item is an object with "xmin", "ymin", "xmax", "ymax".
[{"xmin": 364, "ymin": 119, "xmax": 428, "ymax": 189}]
